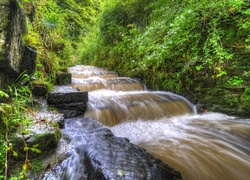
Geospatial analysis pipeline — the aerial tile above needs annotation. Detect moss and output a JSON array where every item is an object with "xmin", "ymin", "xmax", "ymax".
[
  {"xmin": 0, "ymin": 103, "xmax": 12, "ymax": 133},
  {"xmin": 50, "ymin": 121, "xmax": 61, "ymax": 142},
  {"xmin": 30, "ymin": 159, "xmax": 43, "ymax": 173},
  {"xmin": 34, "ymin": 133, "xmax": 57, "ymax": 152}
]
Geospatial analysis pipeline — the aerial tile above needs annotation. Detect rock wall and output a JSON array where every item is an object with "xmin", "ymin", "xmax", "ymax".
[{"xmin": 0, "ymin": 0, "xmax": 36, "ymax": 89}]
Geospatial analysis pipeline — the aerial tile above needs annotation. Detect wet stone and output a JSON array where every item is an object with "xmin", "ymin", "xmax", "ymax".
[
  {"xmin": 8, "ymin": 110, "xmax": 64, "ymax": 161},
  {"xmin": 47, "ymin": 86, "xmax": 88, "ymax": 118},
  {"xmin": 42, "ymin": 117, "xmax": 182, "ymax": 180},
  {"xmin": 47, "ymin": 86, "xmax": 87, "ymax": 104}
]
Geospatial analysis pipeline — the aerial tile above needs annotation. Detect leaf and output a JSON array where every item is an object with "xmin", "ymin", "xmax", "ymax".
[
  {"xmin": 0, "ymin": 90, "xmax": 9, "ymax": 98},
  {"xmin": 23, "ymin": 164, "xmax": 27, "ymax": 171},
  {"xmin": 24, "ymin": 147, "xmax": 29, "ymax": 151},
  {"xmin": 117, "ymin": 169, "xmax": 125, "ymax": 177},
  {"xmin": 32, "ymin": 144, "xmax": 39, "ymax": 148},
  {"xmin": 30, "ymin": 147, "xmax": 41, "ymax": 153},
  {"xmin": 12, "ymin": 150, "xmax": 18, "ymax": 157},
  {"xmin": 17, "ymin": 2, "xmax": 23, "ymax": 9}
]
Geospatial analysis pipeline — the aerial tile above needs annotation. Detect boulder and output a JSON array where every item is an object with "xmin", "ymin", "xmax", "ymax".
[{"xmin": 31, "ymin": 83, "xmax": 48, "ymax": 97}]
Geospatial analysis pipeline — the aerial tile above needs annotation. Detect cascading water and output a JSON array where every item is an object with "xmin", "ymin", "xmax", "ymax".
[
  {"xmin": 110, "ymin": 113, "xmax": 250, "ymax": 180},
  {"xmin": 65, "ymin": 65, "xmax": 250, "ymax": 180}
]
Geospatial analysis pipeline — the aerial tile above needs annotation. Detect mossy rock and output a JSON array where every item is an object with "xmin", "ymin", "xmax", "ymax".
[
  {"xmin": 8, "ymin": 110, "xmax": 64, "ymax": 162},
  {"xmin": 9, "ymin": 130, "xmax": 57, "ymax": 161}
]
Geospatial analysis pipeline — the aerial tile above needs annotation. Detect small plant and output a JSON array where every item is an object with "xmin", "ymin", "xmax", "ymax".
[{"xmin": 227, "ymin": 76, "xmax": 244, "ymax": 86}]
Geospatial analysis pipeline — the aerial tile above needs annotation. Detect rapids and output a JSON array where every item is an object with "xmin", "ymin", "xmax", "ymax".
[
  {"xmin": 68, "ymin": 65, "xmax": 250, "ymax": 180},
  {"xmin": 110, "ymin": 113, "xmax": 250, "ymax": 180}
]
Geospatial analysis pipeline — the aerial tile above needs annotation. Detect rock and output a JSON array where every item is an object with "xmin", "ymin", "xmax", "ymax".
[
  {"xmin": 31, "ymin": 83, "xmax": 48, "ymax": 97},
  {"xmin": 0, "ymin": 0, "xmax": 36, "ymax": 89},
  {"xmin": 41, "ymin": 117, "xmax": 182, "ymax": 180},
  {"xmin": 47, "ymin": 86, "xmax": 88, "ymax": 118},
  {"xmin": 23, "ymin": 0, "xmax": 36, "ymax": 23},
  {"xmin": 8, "ymin": 110, "xmax": 64, "ymax": 161},
  {"xmin": 56, "ymin": 72, "xmax": 72, "ymax": 85},
  {"xmin": 20, "ymin": 45, "xmax": 37, "ymax": 75}
]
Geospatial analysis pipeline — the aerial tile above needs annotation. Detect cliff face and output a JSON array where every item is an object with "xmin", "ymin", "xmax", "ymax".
[{"xmin": 0, "ymin": 0, "xmax": 36, "ymax": 89}]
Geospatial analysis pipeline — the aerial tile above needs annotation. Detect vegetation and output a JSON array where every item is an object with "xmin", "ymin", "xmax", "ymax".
[
  {"xmin": 0, "ymin": 73, "xmax": 34, "ymax": 179},
  {"xmin": 78, "ymin": 0, "xmax": 250, "ymax": 113},
  {"xmin": 23, "ymin": 0, "xmax": 102, "ymax": 86},
  {"xmin": 79, "ymin": 0, "xmax": 249, "ymax": 88},
  {"xmin": 1, "ymin": 0, "xmax": 102, "ymax": 178}
]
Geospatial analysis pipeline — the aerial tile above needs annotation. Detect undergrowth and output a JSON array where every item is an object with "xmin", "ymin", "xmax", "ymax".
[{"xmin": 0, "ymin": 73, "xmax": 34, "ymax": 179}]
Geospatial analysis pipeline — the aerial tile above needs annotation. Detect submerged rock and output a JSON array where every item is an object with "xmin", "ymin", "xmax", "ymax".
[{"xmin": 42, "ymin": 117, "xmax": 182, "ymax": 180}]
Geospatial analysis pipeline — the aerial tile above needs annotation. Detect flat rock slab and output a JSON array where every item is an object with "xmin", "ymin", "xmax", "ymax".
[
  {"xmin": 47, "ymin": 86, "xmax": 88, "ymax": 104},
  {"xmin": 47, "ymin": 86, "xmax": 88, "ymax": 118}
]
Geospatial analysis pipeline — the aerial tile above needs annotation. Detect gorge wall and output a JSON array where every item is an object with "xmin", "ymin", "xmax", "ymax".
[{"xmin": 0, "ymin": 0, "xmax": 36, "ymax": 90}]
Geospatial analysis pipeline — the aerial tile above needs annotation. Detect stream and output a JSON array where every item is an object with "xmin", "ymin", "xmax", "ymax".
[{"xmin": 64, "ymin": 65, "xmax": 250, "ymax": 180}]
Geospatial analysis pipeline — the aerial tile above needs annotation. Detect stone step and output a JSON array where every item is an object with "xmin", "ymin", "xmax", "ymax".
[
  {"xmin": 71, "ymin": 77, "xmax": 146, "ymax": 91},
  {"xmin": 85, "ymin": 91, "xmax": 194, "ymax": 126},
  {"xmin": 68, "ymin": 65, "xmax": 108, "ymax": 72},
  {"xmin": 47, "ymin": 86, "xmax": 88, "ymax": 118},
  {"xmin": 70, "ymin": 71, "xmax": 118, "ymax": 79}
]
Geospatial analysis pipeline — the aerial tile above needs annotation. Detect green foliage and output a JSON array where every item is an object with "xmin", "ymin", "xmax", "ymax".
[
  {"xmin": 0, "ymin": 73, "xmax": 34, "ymax": 179},
  {"xmin": 227, "ymin": 76, "xmax": 244, "ymax": 86},
  {"xmin": 79, "ymin": 0, "xmax": 250, "ymax": 92},
  {"xmin": 241, "ymin": 88, "xmax": 250, "ymax": 109},
  {"xmin": 0, "ymin": 91, "xmax": 9, "ymax": 99},
  {"xmin": 0, "ymin": 139, "xmax": 6, "ymax": 179},
  {"xmin": 22, "ymin": 0, "xmax": 102, "ymax": 85},
  {"xmin": 16, "ymin": 0, "xmax": 30, "ymax": 9}
]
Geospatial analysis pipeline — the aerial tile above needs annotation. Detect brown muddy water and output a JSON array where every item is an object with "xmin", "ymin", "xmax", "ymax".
[{"xmin": 69, "ymin": 65, "xmax": 250, "ymax": 180}]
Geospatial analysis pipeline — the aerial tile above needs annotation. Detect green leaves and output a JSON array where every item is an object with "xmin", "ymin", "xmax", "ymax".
[
  {"xmin": 24, "ymin": 144, "xmax": 41, "ymax": 153},
  {"xmin": 0, "ymin": 90, "xmax": 9, "ymax": 99},
  {"xmin": 78, "ymin": 0, "xmax": 250, "ymax": 91},
  {"xmin": 30, "ymin": 144, "xmax": 41, "ymax": 154}
]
